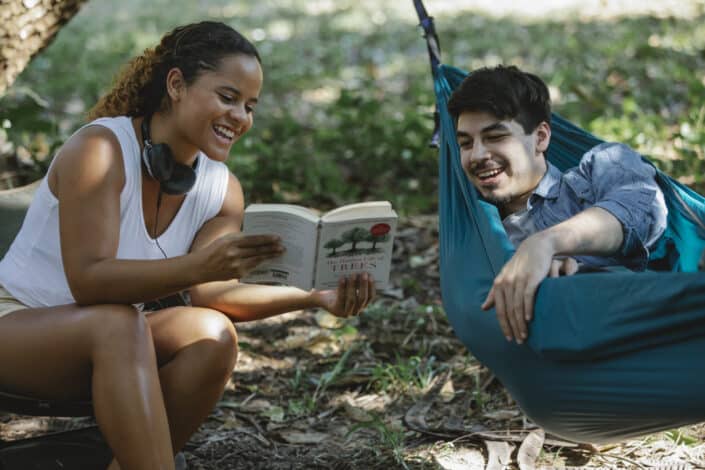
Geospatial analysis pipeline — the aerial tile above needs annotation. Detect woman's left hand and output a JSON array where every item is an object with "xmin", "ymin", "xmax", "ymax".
[{"xmin": 311, "ymin": 272, "xmax": 376, "ymax": 318}]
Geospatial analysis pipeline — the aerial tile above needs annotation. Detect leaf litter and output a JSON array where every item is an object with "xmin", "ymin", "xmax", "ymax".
[{"xmin": 2, "ymin": 215, "xmax": 705, "ymax": 468}]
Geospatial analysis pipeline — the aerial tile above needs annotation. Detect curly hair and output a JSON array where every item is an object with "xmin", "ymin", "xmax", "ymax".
[
  {"xmin": 88, "ymin": 21, "xmax": 260, "ymax": 120},
  {"xmin": 447, "ymin": 65, "xmax": 551, "ymax": 134}
]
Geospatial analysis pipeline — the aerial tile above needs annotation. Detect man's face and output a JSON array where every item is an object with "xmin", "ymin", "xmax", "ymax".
[{"xmin": 456, "ymin": 110, "xmax": 549, "ymax": 215}]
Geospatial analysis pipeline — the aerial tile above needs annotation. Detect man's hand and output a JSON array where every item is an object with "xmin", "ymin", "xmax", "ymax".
[
  {"xmin": 549, "ymin": 257, "xmax": 579, "ymax": 278},
  {"xmin": 481, "ymin": 234, "xmax": 578, "ymax": 343},
  {"xmin": 483, "ymin": 206, "xmax": 624, "ymax": 343},
  {"xmin": 311, "ymin": 273, "xmax": 375, "ymax": 318}
]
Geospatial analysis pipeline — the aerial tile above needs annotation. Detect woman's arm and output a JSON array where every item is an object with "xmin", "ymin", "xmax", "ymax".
[
  {"xmin": 189, "ymin": 174, "xmax": 374, "ymax": 322},
  {"xmin": 55, "ymin": 127, "xmax": 280, "ymax": 305}
]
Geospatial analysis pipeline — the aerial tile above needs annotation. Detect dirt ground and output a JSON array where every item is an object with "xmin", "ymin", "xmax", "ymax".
[{"xmin": 2, "ymin": 216, "xmax": 705, "ymax": 469}]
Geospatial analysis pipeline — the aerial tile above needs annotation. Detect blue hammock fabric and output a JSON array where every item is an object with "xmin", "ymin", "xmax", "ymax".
[{"xmin": 426, "ymin": 32, "xmax": 705, "ymax": 444}]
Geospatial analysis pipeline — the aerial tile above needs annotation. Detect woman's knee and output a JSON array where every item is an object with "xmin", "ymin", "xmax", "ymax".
[
  {"xmin": 192, "ymin": 309, "xmax": 239, "ymax": 377},
  {"xmin": 84, "ymin": 304, "xmax": 151, "ymax": 355}
]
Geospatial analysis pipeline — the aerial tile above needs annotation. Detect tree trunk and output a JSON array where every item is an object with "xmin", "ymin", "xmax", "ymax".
[{"xmin": 0, "ymin": 0, "xmax": 88, "ymax": 96}]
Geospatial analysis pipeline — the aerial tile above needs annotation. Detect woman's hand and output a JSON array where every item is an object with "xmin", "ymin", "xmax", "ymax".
[
  {"xmin": 196, "ymin": 233, "xmax": 284, "ymax": 283},
  {"xmin": 311, "ymin": 272, "xmax": 376, "ymax": 318}
]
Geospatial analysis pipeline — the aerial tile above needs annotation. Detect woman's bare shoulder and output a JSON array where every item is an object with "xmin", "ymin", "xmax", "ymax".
[{"xmin": 49, "ymin": 123, "xmax": 127, "ymax": 195}]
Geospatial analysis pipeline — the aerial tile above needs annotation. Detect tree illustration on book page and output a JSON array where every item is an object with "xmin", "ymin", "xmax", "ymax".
[
  {"xmin": 324, "ymin": 238, "xmax": 345, "ymax": 256},
  {"xmin": 341, "ymin": 227, "xmax": 369, "ymax": 253}
]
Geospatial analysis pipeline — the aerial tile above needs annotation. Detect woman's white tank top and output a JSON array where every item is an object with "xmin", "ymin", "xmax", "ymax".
[{"xmin": 0, "ymin": 116, "xmax": 230, "ymax": 308}]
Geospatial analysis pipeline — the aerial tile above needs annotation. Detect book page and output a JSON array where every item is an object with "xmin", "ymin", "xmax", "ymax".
[
  {"xmin": 244, "ymin": 203, "xmax": 320, "ymax": 222},
  {"xmin": 313, "ymin": 213, "xmax": 397, "ymax": 291},
  {"xmin": 322, "ymin": 201, "xmax": 393, "ymax": 222},
  {"xmin": 240, "ymin": 208, "xmax": 319, "ymax": 290}
]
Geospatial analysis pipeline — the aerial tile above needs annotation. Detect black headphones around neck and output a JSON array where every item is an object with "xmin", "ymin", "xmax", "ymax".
[{"xmin": 141, "ymin": 116, "xmax": 197, "ymax": 195}]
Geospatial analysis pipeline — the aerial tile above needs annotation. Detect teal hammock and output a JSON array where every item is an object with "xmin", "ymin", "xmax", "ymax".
[{"xmin": 414, "ymin": 1, "xmax": 705, "ymax": 444}]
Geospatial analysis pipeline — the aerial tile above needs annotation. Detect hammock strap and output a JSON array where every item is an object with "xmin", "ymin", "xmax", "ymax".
[
  {"xmin": 412, "ymin": 0, "xmax": 441, "ymax": 69},
  {"xmin": 412, "ymin": 0, "xmax": 442, "ymax": 147}
]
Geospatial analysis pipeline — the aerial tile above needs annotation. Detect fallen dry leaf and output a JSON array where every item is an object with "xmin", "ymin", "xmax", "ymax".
[
  {"xmin": 278, "ymin": 430, "xmax": 329, "ymax": 445},
  {"xmin": 485, "ymin": 440, "xmax": 514, "ymax": 470},
  {"xmin": 314, "ymin": 310, "xmax": 345, "ymax": 329},
  {"xmin": 482, "ymin": 409, "xmax": 521, "ymax": 421},
  {"xmin": 434, "ymin": 447, "xmax": 485, "ymax": 470},
  {"xmin": 218, "ymin": 417, "xmax": 241, "ymax": 431},
  {"xmin": 439, "ymin": 377, "xmax": 455, "ymax": 403},
  {"xmin": 517, "ymin": 428, "xmax": 544, "ymax": 470},
  {"xmin": 260, "ymin": 405, "xmax": 285, "ymax": 423},
  {"xmin": 343, "ymin": 400, "xmax": 374, "ymax": 422},
  {"xmin": 239, "ymin": 399, "xmax": 272, "ymax": 413}
]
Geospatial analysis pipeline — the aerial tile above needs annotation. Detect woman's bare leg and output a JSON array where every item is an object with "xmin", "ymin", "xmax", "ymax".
[
  {"xmin": 0, "ymin": 304, "xmax": 174, "ymax": 470},
  {"xmin": 147, "ymin": 306, "xmax": 238, "ymax": 453}
]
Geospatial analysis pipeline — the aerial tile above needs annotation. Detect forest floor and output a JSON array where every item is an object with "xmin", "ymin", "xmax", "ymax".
[
  {"xmin": 2, "ymin": 216, "xmax": 705, "ymax": 469},
  {"xmin": 2, "ymin": 0, "xmax": 705, "ymax": 468}
]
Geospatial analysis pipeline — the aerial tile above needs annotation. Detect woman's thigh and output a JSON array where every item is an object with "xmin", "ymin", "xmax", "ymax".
[{"xmin": 0, "ymin": 303, "xmax": 141, "ymax": 400}]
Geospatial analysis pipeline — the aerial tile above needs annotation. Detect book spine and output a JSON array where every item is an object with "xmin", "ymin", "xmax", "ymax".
[{"xmin": 311, "ymin": 220, "xmax": 322, "ymax": 290}]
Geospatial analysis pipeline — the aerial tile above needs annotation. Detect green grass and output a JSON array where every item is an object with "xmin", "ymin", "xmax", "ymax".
[
  {"xmin": 349, "ymin": 417, "xmax": 411, "ymax": 469},
  {"xmin": 370, "ymin": 355, "xmax": 442, "ymax": 393}
]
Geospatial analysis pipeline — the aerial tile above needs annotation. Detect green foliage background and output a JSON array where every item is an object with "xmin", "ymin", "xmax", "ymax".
[{"xmin": 1, "ymin": 0, "xmax": 704, "ymax": 213}]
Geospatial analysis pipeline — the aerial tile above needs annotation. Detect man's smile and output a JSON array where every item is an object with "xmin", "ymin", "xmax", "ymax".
[
  {"xmin": 476, "ymin": 167, "xmax": 505, "ymax": 180},
  {"xmin": 472, "ymin": 165, "xmax": 507, "ymax": 186}
]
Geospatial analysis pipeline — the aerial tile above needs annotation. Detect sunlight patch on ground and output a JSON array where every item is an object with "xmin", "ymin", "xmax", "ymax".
[
  {"xmin": 426, "ymin": 0, "xmax": 704, "ymax": 20},
  {"xmin": 334, "ymin": 0, "xmax": 705, "ymax": 23}
]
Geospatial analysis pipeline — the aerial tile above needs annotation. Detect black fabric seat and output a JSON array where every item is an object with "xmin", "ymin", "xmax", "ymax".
[
  {"xmin": 0, "ymin": 426, "xmax": 111, "ymax": 470},
  {"xmin": 0, "ymin": 390, "xmax": 93, "ymax": 418}
]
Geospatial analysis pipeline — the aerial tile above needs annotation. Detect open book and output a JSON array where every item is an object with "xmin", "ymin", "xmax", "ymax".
[{"xmin": 241, "ymin": 201, "xmax": 397, "ymax": 291}]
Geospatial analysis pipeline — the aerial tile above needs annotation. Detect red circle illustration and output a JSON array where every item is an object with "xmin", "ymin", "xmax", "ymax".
[{"xmin": 370, "ymin": 223, "xmax": 391, "ymax": 236}]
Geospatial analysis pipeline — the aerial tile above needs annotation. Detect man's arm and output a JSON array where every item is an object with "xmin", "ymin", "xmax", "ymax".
[
  {"xmin": 485, "ymin": 143, "xmax": 668, "ymax": 344},
  {"xmin": 567, "ymin": 143, "xmax": 667, "ymax": 270},
  {"xmin": 483, "ymin": 206, "xmax": 623, "ymax": 344}
]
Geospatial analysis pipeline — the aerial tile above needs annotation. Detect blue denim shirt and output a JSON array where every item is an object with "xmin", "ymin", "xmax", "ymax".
[{"xmin": 502, "ymin": 142, "xmax": 668, "ymax": 270}]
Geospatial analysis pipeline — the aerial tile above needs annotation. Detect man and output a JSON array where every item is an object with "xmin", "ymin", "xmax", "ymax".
[{"xmin": 447, "ymin": 65, "xmax": 667, "ymax": 345}]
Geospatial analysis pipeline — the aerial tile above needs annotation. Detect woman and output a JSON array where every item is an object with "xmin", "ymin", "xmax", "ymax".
[{"xmin": 0, "ymin": 21, "xmax": 374, "ymax": 470}]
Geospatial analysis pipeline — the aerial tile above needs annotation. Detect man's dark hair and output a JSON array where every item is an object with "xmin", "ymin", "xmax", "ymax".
[{"xmin": 447, "ymin": 65, "xmax": 551, "ymax": 134}]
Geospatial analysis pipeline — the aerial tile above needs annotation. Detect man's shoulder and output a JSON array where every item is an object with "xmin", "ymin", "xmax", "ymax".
[
  {"xmin": 566, "ymin": 142, "xmax": 655, "ymax": 182},
  {"xmin": 556, "ymin": 141, "xmax": 659, "ymax": 203},
  {"xmin": 578, "ymin": 142, "xmax": 645, "ymax": 168}
]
